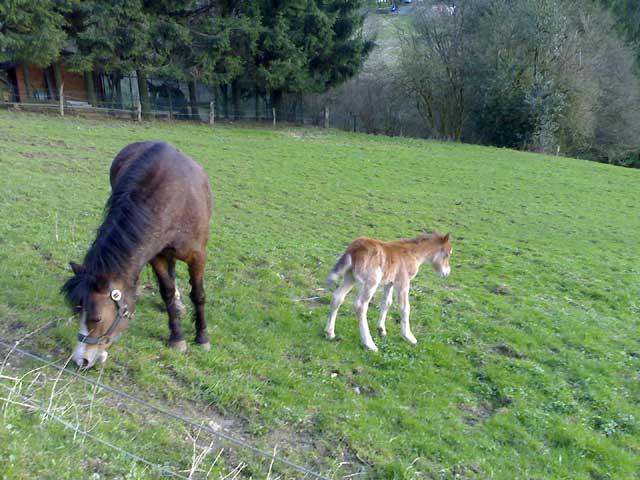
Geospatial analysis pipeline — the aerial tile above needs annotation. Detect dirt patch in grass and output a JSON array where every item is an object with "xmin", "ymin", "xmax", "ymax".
[
  {"xmin": 459, "ymin": 402, "xmax": 495, "ymax": 425},
  {"xmin": 492, "ymin": 343, "xmax": 524, "ymax": 359}
]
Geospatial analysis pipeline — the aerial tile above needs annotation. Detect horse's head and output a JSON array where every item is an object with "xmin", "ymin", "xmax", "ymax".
[
  {"xmin": 62, "ymin": 262, "xmax": 135, "ymax": 368},
  {"xmin": 429, "ymin": 232, "xmax": 452, "ymax": 278}
]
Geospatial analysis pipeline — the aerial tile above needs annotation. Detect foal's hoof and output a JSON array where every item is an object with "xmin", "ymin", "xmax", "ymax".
[
  {"xmin": 324, "ymin": 330, "xmax": 336, "ymax": 340},
  {"xmin": 377, "ymin": 327, "xmax": 387, "ymax": 337},
  {"xmin": 169, "ymin": 339, "xmax": 187, "ymax": 353},
  {"xmin": 196, "ymin": 342, "xmax": 211, "ymax": 351},
  {"xmin": 402, "ymin": 334, "xmax": 418, "ymax": 346},
  {"xmin": 364, "ymin": 342, "xmax": 379, "ymax": 352}
]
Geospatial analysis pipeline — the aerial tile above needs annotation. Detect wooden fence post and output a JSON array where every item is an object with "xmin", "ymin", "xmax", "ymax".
[
  {"xmin": 324, "ymin": 106, "xmax": 329, "ymax": 128},
  {"xmin": 137, "ymin": 99, "xmax": 142, "ymax": 122},
  {"xmin": 209, "ymin": 100, "xmax": 215, "ymax": 126},
  {"xmin": 272, "ymin": 107, "xmax": 276, "ymax": 127},
  {"xmin": 59, "ymin": 82, "xmax": 64, "ymax": 117}
]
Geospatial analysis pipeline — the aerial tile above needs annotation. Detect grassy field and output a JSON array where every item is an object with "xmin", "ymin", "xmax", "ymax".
[{"xmin": 0, "ymin": 110, "xmax": 638, "ymax": 479}]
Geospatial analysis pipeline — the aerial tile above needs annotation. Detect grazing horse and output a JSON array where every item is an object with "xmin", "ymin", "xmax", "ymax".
[
  {"xmin": 62, "ymin": 141, "xmax": 213, "ymax": 368},
  {"xmin": 324, "ymin": 232, "xmax": 452, "ymax": 352}
]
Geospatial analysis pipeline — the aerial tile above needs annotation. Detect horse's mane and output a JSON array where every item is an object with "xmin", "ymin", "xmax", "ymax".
[
  {"xmin": 403, "ymin": 231, "xmax": 440, "ymax": 244},
  {"xmin": 62, "ymin": 143, "xmax": 166, "ymax": 305}
]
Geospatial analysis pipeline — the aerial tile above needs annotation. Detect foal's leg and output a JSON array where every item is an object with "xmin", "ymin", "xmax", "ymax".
[
  {"xmin": 167, "ymin": 257, "xmax": 187, "ymax": 317},
  {"xmin": 354, "ymin": 275, "xmax": 381, "ymax": 352},
  {"xmin": 188, "ymin": 251, "xmax": 210, "ymax": 350},
  {"xmin": 150, "ymin": 256, "xmax": 186, "ymax": 352},
  {"xmin": 324, "ymin": 275, "xmax": 355, "ymax": 339},
  {"xmin": 377, "ymin": 284, "xmax": 394, "ymax": 337},
  {"xmin": 398, "ymin": 283, "xmax": 417, "ymax": 345}
]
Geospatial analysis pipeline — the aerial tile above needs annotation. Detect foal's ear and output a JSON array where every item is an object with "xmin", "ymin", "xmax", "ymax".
[
  {"xmin": 69, "ymin": 261, "xmax": 86, "ymax": 275},
  {"xmin": 442, "ymin": 233, "xmax": 450, "ymax": 243}
]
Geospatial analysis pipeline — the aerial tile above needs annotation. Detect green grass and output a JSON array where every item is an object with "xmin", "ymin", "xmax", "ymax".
[{"xmin": 0, "ymin": 110, "xmax": 639, "ymax": 479}]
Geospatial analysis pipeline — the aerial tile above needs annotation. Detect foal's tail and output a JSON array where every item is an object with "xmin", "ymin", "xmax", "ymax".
[{"xmin": 324, "ymin": 252, "xmax": 352, "ymax": 289}]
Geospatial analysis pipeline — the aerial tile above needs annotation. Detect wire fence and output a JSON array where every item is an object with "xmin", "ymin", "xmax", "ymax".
[
  {"xmin": 0, "ymin": 338, "xmax": 355, "ymax": 479},
  {"xmin": 0, "ymin": 81, "xmax": 370, "ymax": 133},
  {"xmin": 0, "ymin": 84, "xmax": 322, "ymax": 124}
]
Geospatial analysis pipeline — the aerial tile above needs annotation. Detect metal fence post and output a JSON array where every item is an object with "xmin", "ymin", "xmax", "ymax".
[
  {"xmin": 272, "ymin": 107, "xmax": 276, "ymax": 127},
  {"xmin": 137, "ymin": 99, "xmax": 142, "ymax": 122},
  {"xmin": 324, "ymin": 106, "xmax": 329, "ymax": 128},
  {"xmin": 209, "ymin": 100, "xmax": 215, "ymax": 126}
]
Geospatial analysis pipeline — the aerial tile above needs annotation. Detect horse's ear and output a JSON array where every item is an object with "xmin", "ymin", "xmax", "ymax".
[
  {"xmin": 442, "ymin": 233, "xmax": 450, "ymax": 243},
  {"xmin": 70, "ymin": 261, "xmax": 85, "ymax": 275}
]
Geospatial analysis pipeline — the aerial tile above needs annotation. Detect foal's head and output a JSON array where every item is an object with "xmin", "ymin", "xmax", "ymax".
[
  {"xmin": 62, "ymin": 262, "xmax": 135, "ymax": 368},
  {"xmin": 426, "ymin": 231, "xmax": 452, "ymax": 278}
]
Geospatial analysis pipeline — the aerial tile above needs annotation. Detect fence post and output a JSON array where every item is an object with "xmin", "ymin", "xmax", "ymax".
[
  {"xmin": 137, "ymin": 99, "xmax": 142, "ymax": 122},
  {"xmin": 209, "ymin": 100, "xmax": 215, "ymax": 126},
  {"xmin": 352, "ymin": 113, "xmax": 357, "ymax": 132},
  {"xmin": 324, "ymin": 106, "xmax": 329, "ymax": 128},
  {"xmin": 59, "ymin": 82, "xmax": 64, "ymax": 117},
  {"xmin": 272, "ymin": 107, "xmax": 276, "ymax": 127}
]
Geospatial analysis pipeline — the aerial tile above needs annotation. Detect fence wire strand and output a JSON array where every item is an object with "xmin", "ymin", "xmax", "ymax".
[
  {"xmin": 0, "ymin": 381, "xmax": 190, "ymax": 479},
  {"xmin": 0, "ymin": 338, "xmax": 330, "ymax": 480}
]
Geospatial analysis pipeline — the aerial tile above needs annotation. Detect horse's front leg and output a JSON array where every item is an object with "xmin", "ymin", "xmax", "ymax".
[
  {"xmin": 354, "ymin": 278, "xmax": 380, "ymax": 352},
  {"xmin": 151, "ymin": 255, "xmax": 186, "ymax": 352},
  {"xmin": 188, "ymin": 251, "xmax": 210, "ymax": 350},
  {"xmin": 167, "ymin": 257, "xmax": 187, "ymax": 317},
  {"xmin": 398, "ymin": 283, "xmax": 417, "ymax": 345}
]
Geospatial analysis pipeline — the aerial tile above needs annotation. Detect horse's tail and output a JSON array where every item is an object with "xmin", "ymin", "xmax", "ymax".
[{"xmin": 324, "ymin": 252, "xmax": 352, "ymax": 289}]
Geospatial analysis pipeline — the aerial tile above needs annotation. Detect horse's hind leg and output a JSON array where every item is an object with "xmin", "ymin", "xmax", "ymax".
[
  {"xmin": 325, "ymin": 274, "xmax": 355, "ymax": 340},
  {"xmin": 377, "ymin": 284, "xmax": 394, "ymax": 337},
  {"xmin": 354, "ymin": 274, "xmax": 381, "ymax": 352},
  {"xmin": 188, "ymin": 251, "xmax": 210, "ymax": 350},
  {"xmin": 151, "ymin": 255, "xmax": 186, "ymax": 352}
]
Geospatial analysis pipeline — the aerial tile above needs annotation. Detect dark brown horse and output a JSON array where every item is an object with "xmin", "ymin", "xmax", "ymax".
[{"xmin": 62, "ymin": 141, "xmax": 213, "ymax": 368}]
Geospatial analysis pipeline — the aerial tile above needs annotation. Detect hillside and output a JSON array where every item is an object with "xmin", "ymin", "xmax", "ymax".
[{"xmin": 0, "ymin": 111, "xmax": 638, "ymax": 479}]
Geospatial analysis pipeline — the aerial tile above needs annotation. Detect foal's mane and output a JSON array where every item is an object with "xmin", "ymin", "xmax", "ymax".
[
  {"xmin": 62, "ymin": 143, "xmax": 165, "ymax": 305},
  {"xmin": 403, "ymin": 231, "xmax": 441, "ymax": 244}
]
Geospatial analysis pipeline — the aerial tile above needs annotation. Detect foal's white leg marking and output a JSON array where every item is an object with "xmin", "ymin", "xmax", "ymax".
[
  {"xmin": 377, "ymin": 284, "xmax": 394, "ymax": 336},
  {"xmin": 398, "ymin": 287, "xmax": 417, "ymax": 345},
  {"xmin": 354, "ymin": 272, "xmax": 381, "ymax": 352},
  {"xmin": 325, "ymin": 276, "xmax": 354, "ymax": 339}
]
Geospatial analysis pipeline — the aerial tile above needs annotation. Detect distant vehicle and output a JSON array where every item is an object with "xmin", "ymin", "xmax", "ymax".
[{"xmin": 404, "ymin": 0, "xmax": 413, "ymax": 3}]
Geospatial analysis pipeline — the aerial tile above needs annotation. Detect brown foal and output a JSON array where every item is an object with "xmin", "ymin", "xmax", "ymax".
[{"xmin": 324, "ymin": 232, "xmax": 452, "ymax": 351}]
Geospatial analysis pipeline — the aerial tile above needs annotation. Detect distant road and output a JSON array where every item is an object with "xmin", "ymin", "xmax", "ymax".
[{"xmin": 398, "ymin": 3, "xmax": 414, "ymax": 16}]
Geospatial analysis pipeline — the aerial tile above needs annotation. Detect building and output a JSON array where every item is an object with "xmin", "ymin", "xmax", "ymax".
[{"xmin": 0, "ymin": 62, "xmax": 89, "ymax": 103}]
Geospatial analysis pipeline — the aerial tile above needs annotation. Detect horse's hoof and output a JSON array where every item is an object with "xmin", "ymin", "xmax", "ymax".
[
  {"xmin": 196, "ymin": 342, "xmax": 211, "ymax": 351},
  {"xmin": 169, "ymin": 339, "xmax": 187, "ymax": 353},
  {"xmin": 364, "ymin": 342, "xmax": 379, "ymax": 352},
  {"xmin": 324, "ymin": 330, "xmax": 336, "ymax": 340},
  {"xmin": 377, "ymin": 327, "xmax": 387, "ymax": 337},
  {"xmin": 402, "ymin": 334, "xmax": 418, "ymax": 346}
]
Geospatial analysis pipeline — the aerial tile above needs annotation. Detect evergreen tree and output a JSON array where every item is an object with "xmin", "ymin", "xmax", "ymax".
[
  {"xmin": 0, "ymin": 0, "xmax": 69, "ymax": 65},
  {"xmin": 0, "ymin": 0, "xmax": 70, "ymax": 99},
  {"xmin": 254, "ymin": 0, "xmax": 372, "ymax": 112}
]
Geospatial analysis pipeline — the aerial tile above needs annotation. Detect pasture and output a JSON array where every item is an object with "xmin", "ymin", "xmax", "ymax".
[{"xmin": 0, "ymin": 110, "xmax": 638, "ymax": 479}]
